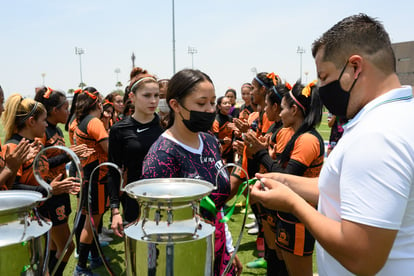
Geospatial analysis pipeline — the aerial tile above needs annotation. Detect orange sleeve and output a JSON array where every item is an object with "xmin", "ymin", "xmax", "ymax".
[
  {"xmin": 290, "ymin": 133, "xmax": 321, "ymax": 167},
  {"xmin": 36, "ymin": 136, "xmax": 46, "ymax": 146},
  {"xmin": 247, "ymin": 112, "xmax": 259, "ymax": 126},
  {"xmin": 212, "ymin": 120, "xmax": 219, "ymax": 134},
  {"xmin": 87, "ymin": 118, "xmax": 108, "ymax": 143},
  {"xmin": 261, "ymin": 113, "xmax": 274, "ymax": 133}
]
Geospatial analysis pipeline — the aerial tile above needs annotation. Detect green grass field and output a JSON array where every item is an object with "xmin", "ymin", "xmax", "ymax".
[{"xmin": 0, "ymin": 113, "xmax": 330, "ymax": 275}]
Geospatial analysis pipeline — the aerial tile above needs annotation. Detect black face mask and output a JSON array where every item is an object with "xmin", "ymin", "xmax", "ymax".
[
  {"xmin": 318, "ymin": 60, "xmax": 359, "ymax": 118},
  {"xmin": 180, "ymin": 105, "xmax": 216, "ymax": 133}
]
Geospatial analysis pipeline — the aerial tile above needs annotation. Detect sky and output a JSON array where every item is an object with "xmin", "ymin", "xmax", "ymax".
[{"xmin": 0, "ymin": 0, "xmax": 412, "ymax": 99}]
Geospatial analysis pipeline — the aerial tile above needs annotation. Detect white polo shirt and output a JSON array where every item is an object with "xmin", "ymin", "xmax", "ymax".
[{"xmin": 317, "ymin": 86, "xmax": 414, "ymax": 275}]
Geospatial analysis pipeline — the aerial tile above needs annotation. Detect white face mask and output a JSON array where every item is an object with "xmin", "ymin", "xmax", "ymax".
[{"xmin": 158, "ymin": 98, "xmax": 170, "ymax": 114}]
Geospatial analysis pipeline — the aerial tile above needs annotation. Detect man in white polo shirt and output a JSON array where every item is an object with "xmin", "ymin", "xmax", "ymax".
[{"xmin": 250, "ymin": 14, "xmax": 414, "ymax": 275}]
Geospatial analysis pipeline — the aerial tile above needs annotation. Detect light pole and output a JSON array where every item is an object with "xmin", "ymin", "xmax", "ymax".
[
  {"xmin": 172, "ymin": 0, "xmax": 176, "ymax": 74},
  {"xmin": 115, "ymin": 68, "xmax": 122, "ymax": 89},
  {"xmin": 131, "ymin": 52, "xmax": 135, "ymax": 69},
  {"xmin": 304, "ymin": 71, "xmax": 309, "ymax": 83},
  {"xmin": 188, "ymin": 46, "xmax": 197, "ymax": 69},
  {"xmin": 41, "ymin": 73, "xmax": 46, "ymax": 86},
  {"xmin": 75, "ymin": 47, "xmax": 85, "ymax": 88},
  {"xmin": 297, "ymin": 46, "xmax": 305, "ymax": 82}
]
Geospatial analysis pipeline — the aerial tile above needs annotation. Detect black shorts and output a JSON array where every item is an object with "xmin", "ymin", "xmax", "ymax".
[
  {"xmin": 275, "ymin": 212, "xmax": 315, "ymax": 256},
  {"xmin": 38, "ymin": 193, "xmax": 72, "ymax": 226},
  {"xmin": 81, "ymin": 162, "xmax": 108, "ymax": 215}
]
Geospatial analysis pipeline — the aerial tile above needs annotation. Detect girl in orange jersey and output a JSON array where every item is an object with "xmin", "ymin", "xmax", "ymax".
[
  {"xmin": 0, "ymin": 86, "xmax": 33, "ymax": 190},
  {"xmin": 35, "ymin": 87, "xmax": 91, "ymax": 275},
  {"xmin": 212, "ymin": 96, "xmax": 235, "ymax": 164},
  {"xmin": 2, "ymin": 94, "xmax": 77, "ymax": 196},
  {"xmin": 238, "ymin": 83, "xmax": 254, "ymax": 121},
  {"xmin": 249, "ymin": 80, "xmax": 324, "ymax": 276},
  {"xmin": 72, "ymin": 87, "xmax": 109, "ymax": 276}
]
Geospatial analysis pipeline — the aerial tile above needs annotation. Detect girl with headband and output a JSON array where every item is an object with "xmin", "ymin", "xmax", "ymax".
[
  {"xmin": 0, "ymin": 87, "xmax": 32, "ymax": 190},
  {"xmin": 108, "ymin": 67, "xmax": 164, "ymax": 236},
  {"xmin": 35, "ymin": 87, "xmax": 91, "ymax": 275},
  {"xmin": 72, "ymin": 87, "xmax": 109, "ymax": 275}
]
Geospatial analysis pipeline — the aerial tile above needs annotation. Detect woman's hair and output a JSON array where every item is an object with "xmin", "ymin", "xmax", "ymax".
[
  {"xmin": 105, "ymin": 91, "xmax": 121, "ymax": 103},
  {"xmin": 34, "ymin": 86, "xmax": 66, "ymax": 115},
  {"xmin": 2, "ymin": 94, "xmax": 46, "ymax": 141},
  {"xmin": 254, "ymin": 72, "xmax": 277, "ymax": 89},
  {"xmin": 65, "ymin": 88, "xmax": 82, "ymax": 131},
  {"xmin": 158, "ymin": 79, "xmax": 169, "ymax": 89},
  {"xmin": 216, "ymin": 96, "xmax": 225, "ymax": 113},
  {"xmin": 279, "ymin": 80, "xmax": 322, "ymax": 165},
  {"xmin": 166, "ymin": 69, "xmax": 213, "ymax": 129},
  {"xmin": 102, "ymin": 99, "xmax": 114, "ymax": 115},
  {"xmin": 266, "ymin": 82, "xmax": 290, "ymax": 106},
  {"xmin": 128, "ymin": 67, "xmax": 158, "ymax": 94},
  {"xmin": 74, "ymin": 87, "xmax": 101, "ymax": 122},
  {"xmin": 122, "ymin": 99, "xmax": 135, "ymax": 116}
]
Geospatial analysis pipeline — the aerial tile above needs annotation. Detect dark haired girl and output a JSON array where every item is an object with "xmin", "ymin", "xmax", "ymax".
[
  {"xmin": 35, "ymin": 87, "xmax": 92, "ymax": 275},
  {"xmin": 142, "ymin": 69, "xmax": 242, "ymax": 275},
  {"xmin": 212, "ymin": 96, "xmax": 235, "ymax": 164},
  {"xmin": 72, "ymin": 87, "xmax": 109, "ymax": 276}
]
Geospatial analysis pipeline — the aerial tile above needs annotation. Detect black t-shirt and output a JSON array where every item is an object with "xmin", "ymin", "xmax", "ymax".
[{"xmin": 107, "ymin": 114, "xmax": 164, "ymax": 208}]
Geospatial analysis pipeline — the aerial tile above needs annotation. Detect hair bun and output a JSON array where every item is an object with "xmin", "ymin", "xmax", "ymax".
[{"xmin": 130, "ymin": 67, "xmax": 148, "ymax": 80}]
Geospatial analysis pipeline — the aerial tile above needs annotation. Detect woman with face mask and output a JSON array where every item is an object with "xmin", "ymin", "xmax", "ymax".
[
  {"xmin": 142, "ymin": 69, "xmax": 242, "ymax": 276},
  {"xmin": 107, "ymin": 67, "xmax": 164, "ymax": 237}
]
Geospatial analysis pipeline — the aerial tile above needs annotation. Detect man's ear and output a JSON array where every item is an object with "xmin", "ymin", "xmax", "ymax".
[{"xmin": 349, "ymin": 54, "xmax": 363, "ymax": 79}]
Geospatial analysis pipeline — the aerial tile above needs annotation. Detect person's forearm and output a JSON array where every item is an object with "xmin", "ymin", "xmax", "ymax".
[
  {"xmin": 290, "ymin": 194, "xmax": 395, "ymax": 275},
  {"xmin": 0, "ymin": 166, "xmax": 16, "ymax": 189}
]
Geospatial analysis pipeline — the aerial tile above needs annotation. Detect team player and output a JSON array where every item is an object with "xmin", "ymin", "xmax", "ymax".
[
  {"xmin": 35, "ymin": 87, "xmax": 91, "ymax": 275},
  {"xmin": 72, "ymin": 87, "xmax": 109, "ymax": 276},
  {"xmin": 212, "ymin": 96, "xmax": 235, "ymax": 164},
  {"xmin": 108, "ymin": 67, "xmax": 164, "ymax": 236},
  {"xmin": 0, "ymin": 86, "xmax": 33, "ymax": 190},
  {"xmin": 249, "ymin": 81, "xmax": 324, "ymax": 276},
  {"xmin": 238, "ymin": 83, "xmax": 254, "ymax": 120}
]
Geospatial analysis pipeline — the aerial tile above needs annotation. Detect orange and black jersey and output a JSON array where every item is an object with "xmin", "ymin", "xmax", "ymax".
[
  {"xmin": 253, "ymin": 127, "xmax": 324, "ymax": 177},
  {"xmin": 212, "ymin": 113, "xmax": 234, "ymax": 155},
  {"xmin": 239, "ymin": 104, "xmax": 254, "ymax": 121},
  {"xmin": 107, "ymin": 115, "xmax": 163, "ymax": 209},
  {"xmin": 74, "ymin": 115, "xmax": 108, "ymax": 167},
  {"xmin": 4, "ymin": 134, "xmax": 49, "ymax": 196},
  {"xmin": 39, "ymin": 122, "xmax": 69, "ymax": 181}
]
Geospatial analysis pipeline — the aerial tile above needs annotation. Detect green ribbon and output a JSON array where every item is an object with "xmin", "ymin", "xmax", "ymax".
[{"xmin": 200, "ymin": 178, "xmax": 257, "ymax": 223}]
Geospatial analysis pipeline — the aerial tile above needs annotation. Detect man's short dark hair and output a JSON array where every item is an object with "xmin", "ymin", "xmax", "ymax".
[{"xmin": 312, "ymin": 13, "xmax": 396, "ymax": 74}]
